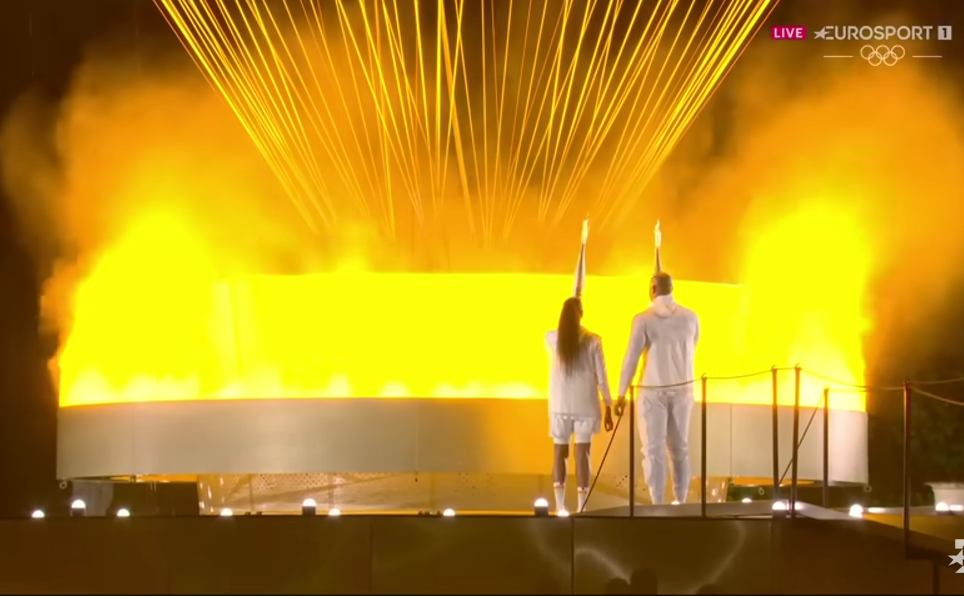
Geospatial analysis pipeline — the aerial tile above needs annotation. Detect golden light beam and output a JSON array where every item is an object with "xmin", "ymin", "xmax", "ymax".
[
  {"xmin": 277, "ymin": 0, "xmax": 376, "ymax": 217},
  {"xmin": 552, "ymin": 0, "xmax": 668, "ymax": 219},
  {"xmin": 174, "ymin": 0, "xmax": 330, "ymax": 227},
  {"xmin": 593, "ymin": 1, "xmax": 711, "ymax": 205},
  {"xmin": 437, "ymin": 0, "xmax": 477, "ymax": 234},
  {"xmin": 334, "ymin": 0, "xmax": 423, "ymax": 222},
  {"xmin": 538, "ymin": 0, "xmax": 608, "ymax": 218},
  {"xmin": 491, "ymin": 0, "xmax": 512, "ymax": 238},
  {"xmin": 256, "ymin": 0, "xmax": 369, "ymax": 219},
  {"xmin": 222, "ymin": 0, "xmax": 335, "ymax": 223},
  {"xmin": 310, "ymin": 3, "xmax": 394, "ymax": 230},
  {"xmin": 539, "ymin": 0, "xmax": 625, "ymax": 224},
  {"xmin": 595, "ymin": 0, "xmax": 718, "ymax": 220},
  {"xmin": 501, "ymin": 1, "xmax": 563, "ymax": 234},
  {"xmin": 155, "ymin": 0, "xmax": 777, "ymax": 239},
  {"xmin": 452, "ymin": 0, "xmax": 490, "ymax": 239},
  {"xmin": 503, "ymin": 6, "xmax": 573, "ymax": 224},
  {"xmin": 595, "ymin": 0, "xmax": 774, "ymax": 227},
  {"xmin": 157, "ymin": 0, "xmax": 324, "ymax": 231},
  {"xmin": 243, "ymin": 0, "xmax": 338, "ymax": 219},
  {"xmin": 374, "ymin": 1, "xmax": 426, "ymax": 217}
]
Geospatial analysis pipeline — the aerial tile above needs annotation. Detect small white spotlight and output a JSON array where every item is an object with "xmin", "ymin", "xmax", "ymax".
[
  {"xmin": 442, "ymin": 508, "xmax": 456, "ymax": 517},
  {"xmin": 936, "ymin": 502, "xmax": 950, "ymax": 512},
  {"xmin": 302, "ymin": 498, "xmax": 317, "ymax": 516},
  {"xmin": 30, "ymin": 509, "xmax": 45, "ymax": 519},
  {"xmin": 219, "ymin": 508, "xmax": 234, "ymax": 517},
  {"xmin": 848, "ymin": 504, "xmax": 864, "ymax": 517},
  {"xmin": 70, "ymin": 499, "xmax": 86, "ymax": 518},
  {"xmin": 533, "ymin": 498, "xmax": 550, "ymax": 517},
  {"xmin": 116, "ymin": 508, "xmax": 131, "ymax": 518},
  {"xmin": 867, "ymin": 507, "xmax": 886, "ymax": 514},
  {"xmin": 741, "ymin": 498, "xmax": 752, "ymax": 504},
  {"xmin": 950, "ymin": 504, "xmax": 964, "ymax": 512},
  {"xmin": 327, "ymin": 508, "xmax": 341, "ymax": 517},
  {"xmin": 772, "ymin": 501, "xmax": 789, "ymax": 511},
  {"xmin": 671, "ymin": 500, "xmax": 680, "ymax": 506},
  {"xmin": 557, "ymin": 509, "xmax": 570, "ymax": 518}
]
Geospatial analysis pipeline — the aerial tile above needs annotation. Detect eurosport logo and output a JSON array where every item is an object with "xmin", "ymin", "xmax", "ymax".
[
  {"xmin": 951, "ymin": 539, "xmax": 964, "ymax": 573},
  {"xmin": 770, "ymin": 24, "xmax": 953, "ymax": 42},
  {"xmin": 813, "ymin": 25, "xmax": 952, "ymax": 41}
]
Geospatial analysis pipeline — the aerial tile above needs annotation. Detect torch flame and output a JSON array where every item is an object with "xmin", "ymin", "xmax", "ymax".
[
  {"xmin": 581, "ymin": 219, "xmax": 588, "ymax": 244},
  {"xmin": 654, "ymin": 220, "xmax": 662, "ymax": 248}
]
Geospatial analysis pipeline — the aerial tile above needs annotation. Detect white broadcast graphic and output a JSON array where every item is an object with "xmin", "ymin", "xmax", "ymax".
[
  {"xmin": 817, "ymin": 24, "xmax": 950, "ymax": 64},
  {"xmin": 951, "ymin": 539, "xmax": 964, "ymax": 573}
]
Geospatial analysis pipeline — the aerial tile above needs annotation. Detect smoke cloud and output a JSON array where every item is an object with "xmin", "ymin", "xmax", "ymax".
[
  {"xmin": 1, "ymin": 1, "xmax": 962, "ymax": 395},
  {"xmin": 656, "ymin": 9, "xmax": 964, "ymax": 370}
]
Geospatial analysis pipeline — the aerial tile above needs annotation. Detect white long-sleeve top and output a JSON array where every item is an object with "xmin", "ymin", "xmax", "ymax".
[
  {"xmin": 617, "ymin": 295, "xmax": 699, "ymax": 397},
  {"xmin": 545, "ymin": 328, "xmax": 613, "ymax": 419}
]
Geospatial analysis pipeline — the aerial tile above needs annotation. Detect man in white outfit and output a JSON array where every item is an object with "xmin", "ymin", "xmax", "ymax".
[
  {"xmin": 615, "ymin": 222, "xmax": 699, "ymax": 505},
  {"xmin": 545, "ymin": 220, "xmax": 614, "ymax": 514}
]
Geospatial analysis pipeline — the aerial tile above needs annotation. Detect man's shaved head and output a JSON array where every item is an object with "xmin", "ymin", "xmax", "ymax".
[{"xmin": 651, "ymin": 272, "xmax": 673, "ymax": 298}]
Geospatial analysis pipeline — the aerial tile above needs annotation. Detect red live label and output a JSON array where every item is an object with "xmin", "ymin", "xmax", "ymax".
[{"xmin": 770, "ymin": 25, "xmax": 807, "ymax": 40}]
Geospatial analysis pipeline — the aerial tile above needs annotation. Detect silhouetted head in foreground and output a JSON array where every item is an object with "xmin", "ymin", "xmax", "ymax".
[
  {"xmin": 650, "ymin": 272, "xmax": 673, "ymax": 301},
  {"xmin": 629, "ymin": 567, "xmax": 659, "ymax": 595},
  {"xmin": 603, "ymin": 578, "xmax": 631, "ymax": 595},
  {"xmin": 556, "ymin": 296, "xmax": 584, "ymax": 374}
]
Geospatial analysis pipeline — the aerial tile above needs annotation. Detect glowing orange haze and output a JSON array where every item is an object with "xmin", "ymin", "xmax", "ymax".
[
  {"xmin": 58, "ymin": 203, "xmax": 869, "ymax": 411},
  {"xmin": 36, "ymin": 25, "xmax": 964, "ymax": 415}
]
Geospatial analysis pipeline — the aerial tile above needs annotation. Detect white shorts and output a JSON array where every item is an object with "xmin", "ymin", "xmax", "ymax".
[{"xmin": 549, "ymin": 415, "xmax": 600, "ymax": 445}]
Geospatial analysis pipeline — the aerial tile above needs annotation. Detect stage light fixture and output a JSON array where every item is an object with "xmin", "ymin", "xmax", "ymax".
[
  {"xmin": 848, "ymin": 504, "xmax": 864, "ymax": 518},
  {"xmin": 950, "ymin": 504, "xmax": 963, "ymax": 512},
  {"xmin": 116, "ymin": 508, "xmax": 131, "ymax": 518},
  {"xmin": 867, "ymin": 507, "xmax": 886, "ymax": 514},
  {"xmin": 936, "ymin": 502, "xmax": 950, "ymax": 512},
  {"xmin": 671, "ymin": 500, "xmax": 680, "ymax": 506},
  {"xmin": 741, "ymin": 498, "xmax": 752, "ymax": 504},
  {"xmin": 302, "ymin": 498, "xmax": 317, "ymax": 516},
  {"xmin": 557, "ymin": 509, "xmax": 570, "ymax": 518},
  {"xmin": 772, "ymin": 501, "xmax": 802, "ymax": 512},
  {"xmin": 442, "ymin": 508, "xmax": 456, "ymax": 517},
  {"xmin": 328, "ymin": 507, "xmax": 341, "ymax": 517},
  {"xmin": 219, "ymin": 508, "xmax": 233, "ymax": 517},
  {"xmin": 533, "ymin": 498, "xmax": 549, "ymax": 517},
  {"xmin": 31, "ymin": 510, "xmax": 45, "ymax": 519},
  {"xmin": 70, "ymin": 499, "xmax": 86, "ymax": 517}
]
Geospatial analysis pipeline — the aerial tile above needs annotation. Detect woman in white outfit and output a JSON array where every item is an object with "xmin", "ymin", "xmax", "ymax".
[{"xmin": 545, "ymin": 296, "xmax": 614, "ymax": 513}]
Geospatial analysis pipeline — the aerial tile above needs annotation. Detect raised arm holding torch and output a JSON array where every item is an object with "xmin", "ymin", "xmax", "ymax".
[
  {"xmin": 615, "ymin": 220, "xmax": 700, "ymax": 505},
  {"xmin": 544, "ymin": 218, "xmax": 613, "ymax": 514}
]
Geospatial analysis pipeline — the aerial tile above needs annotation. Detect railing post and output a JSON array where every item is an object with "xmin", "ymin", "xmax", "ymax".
[
  {"xmin": 771, "ymin": 366, "xmax": 780, "ymax": 502},
  {"xmin": 629, "ymin": 386, "xmax": 636, "ymax": 517},
  {"xmin": 790, "ymin": 365, "xmax": 801, "ymax": 517},
  {"xmin": 822, "ymin": 386, "xmax": 830, "ymax": 508},
  {"xmin": 902, "ymin": 379, "xmax": 912, "ymax": 558},
  {"xmin": 700, "ymin": 374, "xmax": 708, "ymax": 518}
]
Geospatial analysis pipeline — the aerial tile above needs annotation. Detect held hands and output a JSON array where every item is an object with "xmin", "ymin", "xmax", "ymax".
[
  {"xmin": 604, "ymin": 406, "xmax": 614, "ymax": 432},
  {"xmin": 614, "ymin": 396, "xmax": 627, "ymax": 417}
]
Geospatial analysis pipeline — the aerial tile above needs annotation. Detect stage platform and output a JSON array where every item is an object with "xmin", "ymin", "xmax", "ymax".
[
  {"xmin": 2, "ymin": 503, "xmax": 962, "ymax": 595},
  {"xmin": 57, "ymin": 395, "xmax": 868, "ymax": 515}
]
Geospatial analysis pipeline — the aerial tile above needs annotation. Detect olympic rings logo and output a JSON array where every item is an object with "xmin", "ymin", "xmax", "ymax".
[{"xmin": 860, "ymin": 45, "xmax": 905, "ymax": 67}]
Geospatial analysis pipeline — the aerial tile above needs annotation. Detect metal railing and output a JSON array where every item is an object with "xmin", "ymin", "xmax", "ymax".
[{"xmin": 586, "ymin": 365, "xmax": 964, "ymax": 560}]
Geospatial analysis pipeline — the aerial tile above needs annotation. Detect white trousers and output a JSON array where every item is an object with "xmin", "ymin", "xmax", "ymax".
[{"xmin": 638, "ymin": 392, "xmax": 693, "ymax": 504}]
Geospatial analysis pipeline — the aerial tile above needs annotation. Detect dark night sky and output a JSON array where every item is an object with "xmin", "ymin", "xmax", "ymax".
[{"xmin": 0, "ymin": 0, "xmax": 962, "ymax": 517}]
